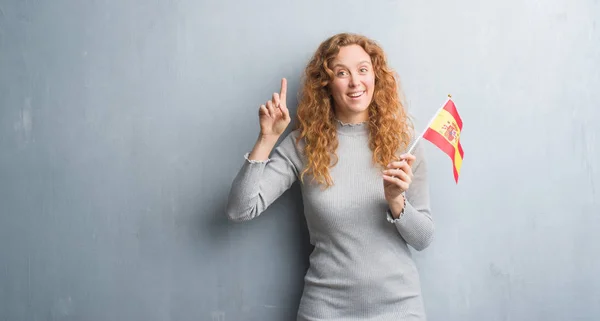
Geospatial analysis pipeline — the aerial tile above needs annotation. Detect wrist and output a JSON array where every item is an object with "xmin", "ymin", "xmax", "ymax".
[
  {"xmin": 257, "ymin": 134, "xmax": 280, "ymax": 145},
  {"xmin": 389, "ymin": 194, "xmax": 406, "ymax": 219},
  {"xmin": 248, "ymin": 134, "xmax": 280, "ymax": 161}
]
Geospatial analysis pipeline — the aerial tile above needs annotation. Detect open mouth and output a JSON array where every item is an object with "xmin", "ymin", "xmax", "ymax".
[{"xmin": 347, "ymin": 91, "xmax": 365, "ymax": 99}]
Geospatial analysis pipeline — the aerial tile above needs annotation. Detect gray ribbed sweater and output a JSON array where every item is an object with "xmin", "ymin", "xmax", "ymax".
[{"xmin": 226, "ymin": 120, "xmax": 434, "ymax": 321}]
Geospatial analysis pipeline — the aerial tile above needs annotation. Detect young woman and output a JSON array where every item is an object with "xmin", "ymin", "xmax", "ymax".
[{"xmin": 226, "ymin": 32, "xmax": 434, "ymax": 321}]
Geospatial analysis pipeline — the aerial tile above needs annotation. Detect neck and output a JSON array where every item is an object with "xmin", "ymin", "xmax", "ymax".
[
  {"xmin": 335, "ymin": 119, "xmax": 369, "ymax": 136},
  {"xmin": 333, "ymin": 111, "xmax": 369, "ymax": 124}
]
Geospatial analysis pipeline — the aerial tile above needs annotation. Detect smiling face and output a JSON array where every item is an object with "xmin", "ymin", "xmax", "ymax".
[{"xmin": 328, "ymin": 44, "xmax": 375, "ymax": 124}]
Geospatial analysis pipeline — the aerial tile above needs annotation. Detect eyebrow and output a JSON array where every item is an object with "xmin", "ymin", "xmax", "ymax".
[{"xmin": 331, "ymin": 60, "xmax": 372, "ymax": 69}]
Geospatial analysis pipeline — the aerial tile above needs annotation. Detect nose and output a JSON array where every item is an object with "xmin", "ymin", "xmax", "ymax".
[{"xmin": 349, "ymin": 73, "xmax": 361, "ymax": 87}]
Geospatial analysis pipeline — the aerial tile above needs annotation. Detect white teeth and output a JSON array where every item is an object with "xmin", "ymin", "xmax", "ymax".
[{"xmin": 348, "ymin": 91, "xmax": 364, "ymax": 98}]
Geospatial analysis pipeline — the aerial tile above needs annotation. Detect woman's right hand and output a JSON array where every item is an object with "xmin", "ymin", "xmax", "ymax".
[{"xmin": 258, "ymin": 78, "xmax": 290, "ymax": 137}]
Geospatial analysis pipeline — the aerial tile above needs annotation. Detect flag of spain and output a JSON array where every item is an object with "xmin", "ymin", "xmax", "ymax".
[{"xmin": 422, "ymin": 99, "xmax": 464, "ymax": 183}]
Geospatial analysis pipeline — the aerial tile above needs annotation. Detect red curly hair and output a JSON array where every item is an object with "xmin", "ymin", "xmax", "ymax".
[{"xmin": 295, "ymin": 33, "xmax": 413, "ymax": 188}]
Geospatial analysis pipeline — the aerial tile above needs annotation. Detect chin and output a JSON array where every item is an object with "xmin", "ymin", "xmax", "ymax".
[
  {"xmin": 347, "ymin": 102, "xmax": 371, "ymax": 113},
  {"xmin": 352, "ymin": 106, "xmax": 370, "ymax": 114},
  {"xmin": 335, "ymin": 99, "xmax": 372, "ymax": 120}
]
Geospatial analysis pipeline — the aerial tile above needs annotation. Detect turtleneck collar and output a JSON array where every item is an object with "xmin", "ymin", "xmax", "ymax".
[{"xmin": 335, "ymin": 119, "xmax": 369, "ymax": 136}]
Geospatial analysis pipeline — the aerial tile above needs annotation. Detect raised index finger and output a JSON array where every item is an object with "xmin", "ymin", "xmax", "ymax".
[{"xmin": 280, "ymin": 78, "xmax": 287, "ymax": 102}]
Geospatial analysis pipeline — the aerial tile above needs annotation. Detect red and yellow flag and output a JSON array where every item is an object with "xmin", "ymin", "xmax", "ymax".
[{"xmin": 422, "ymin": 98, "xmax": 464, "ymax": 183}]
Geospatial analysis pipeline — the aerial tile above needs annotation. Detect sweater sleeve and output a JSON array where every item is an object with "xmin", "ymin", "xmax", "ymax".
[
  {"xmin": 225, "ymin": 131, "xmax": 302, "ymax": 222},
  {"xmin": 387, "ymin": 141, "xmax": 434, "ymax": 251}
]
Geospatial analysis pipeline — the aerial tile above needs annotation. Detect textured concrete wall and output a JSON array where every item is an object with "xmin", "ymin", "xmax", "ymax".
[{"xmin": 1, "ymin": 1, "xmax": 598, "ymax": 320}]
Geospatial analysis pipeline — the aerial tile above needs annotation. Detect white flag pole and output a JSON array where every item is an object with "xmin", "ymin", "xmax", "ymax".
[{"xmin": 406, "ymin": 95, "xmax": 452, "ymax": 155}]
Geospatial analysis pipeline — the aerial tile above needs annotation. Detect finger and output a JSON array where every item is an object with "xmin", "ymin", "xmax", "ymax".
[
  {"xmin": 280, "ymin": 78, "xmax": 287, "ymax": 102},
  {"xmin": 266, "ymin": 100, "xmax": 275, "ymax": 118},
  {"xmin": 384, "ymin": 171, "xmax": 412, "ymax": 187},
  {"xmin": 384, "ymin": 168, "xmax": 411, "ymax": 183},
  {"xmin": 382, "ymin": 175, "xmax": 394, "ymax": 188},
  {"xmin": 387, "ymin": 160, "xmax": 407, "ymax": 169},
  {"xmin": 272, "ymin": 93, "xmax": 282, "ymax": 118},
  {"xmin": 400, "ymin": 153, "xmax": 417, "ymax": 167},
  {"xmin": 259, "ymin": 104, "xmax": 268, "ymax": 117},
  {"xmin": 398, "ymin": 161, "xmax": 413, "ymax": 178},
  {"xmin": 399, "ymin": 163, "xmax": 412, "ymax": 177},
  {"xmin": 279, "ymin": 103, "xmax": 291, "ymax": 122},
  {"xmin": 382, "ymin": 174, "xmax": 397, "ymax": 183},
  {"xmin": 385, "ymin": 162, "xmax": 413, "ymax": 182},
  {"xmin": 389, "ymin": 160, "xmax": 412, "ymax": 173},
  {"xmin": 382, "ymin": 174, "xmax": 410, "ymax": 191}
]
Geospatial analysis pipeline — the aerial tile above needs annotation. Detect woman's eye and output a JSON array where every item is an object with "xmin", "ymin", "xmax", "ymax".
[
  {"xmin": 337, "ymin": 70, "xmax": 347, "ymax": 76},
  {"xmin": 360, "ymin": 68, "xmax": 368, "ymax": 73}
]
